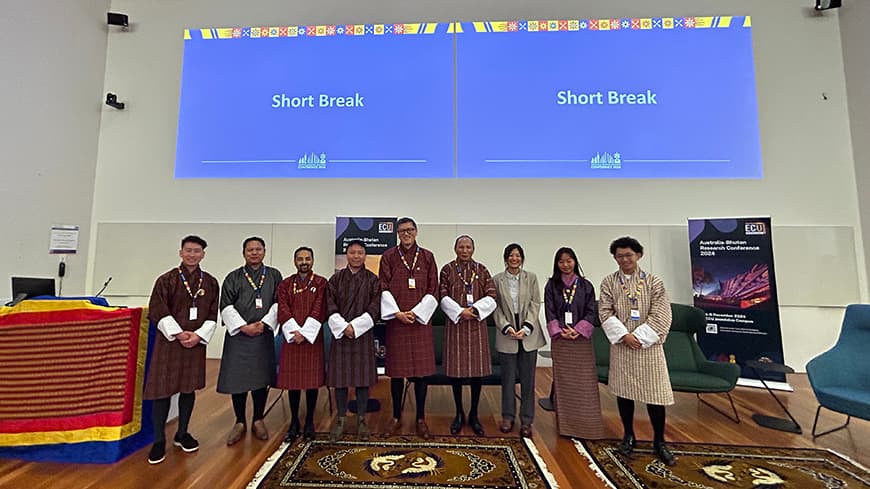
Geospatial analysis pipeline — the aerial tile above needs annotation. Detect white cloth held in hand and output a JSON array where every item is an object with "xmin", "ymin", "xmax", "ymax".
[
  {"xmin": 412, "ymin": 294, "xmax": 438, "ymax": 324},
  {"xmin": 261, "ymin": 303, "xmax": 278, "ymax": 331},
  {"xmin": 220, "ymin": 305, "xmax": 246, "ymax": 336},
  {"xmin": 380, "ymin": 291, "xmax": 400, "ymax": 320},
  {"xmin": 281, "ymin": 318, "xmax": 301, "ymax": 343},
  {"xmin": 328, "ymin": 313, "xmax": 348, "ymax": 339},
  {"xmin": 299, "ymin": 317, "xmax": 322, "ymax": 344},
  {"xmin": 350, "ymin": 312, "xmax": 375, "ymax": 337},
  {"xmin": 157, "ymin": 315, "xmax": 183, "ymax": 341},
  {"xmin": 440, "ymin": 296, "xmax": 464, "ymax": 324},
  {"xmin": 472, "ymin": 296, "xmax": 496, "ymax": 320},
  {"xmin": 633, "ymin": 323, "xmax": 660, "ymax": 348},
  {"xmin": 194, "ymin": 320, "xmax": 217, "ymax": 345},
  {"xmin": 602, "ymin": 316, "xmax": 630, "ymax": 344}
]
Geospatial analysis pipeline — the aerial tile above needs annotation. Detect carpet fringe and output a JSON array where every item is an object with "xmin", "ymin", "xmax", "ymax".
[
  {"xmin": 523, "ymin": 437, "xmax": 559, "ymax": 489},
  {"xmin": 572, "ymin": 438, "xmax": 617, "ymax": 489},
  {"xmin": 247, "ymin": 441, "xmax": 290, "ymax": 489}
]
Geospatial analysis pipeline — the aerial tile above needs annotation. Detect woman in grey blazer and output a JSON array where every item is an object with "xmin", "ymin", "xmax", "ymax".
[{"xmin": 492, "ymin": 243, "xmax": 547, "ymax": 437}]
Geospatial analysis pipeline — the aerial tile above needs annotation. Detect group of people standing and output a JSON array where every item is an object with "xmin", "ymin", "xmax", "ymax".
[{"xmin": 142, "ymin": 218, "xmax": 676, "ymax": 467}]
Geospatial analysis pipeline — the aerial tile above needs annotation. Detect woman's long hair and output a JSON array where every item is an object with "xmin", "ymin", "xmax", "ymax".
[{"xmin": 550, "ymin": 247, "xmax": 585, "ymax": 286}]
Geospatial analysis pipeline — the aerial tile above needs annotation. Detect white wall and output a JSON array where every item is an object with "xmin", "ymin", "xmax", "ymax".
[
  {"xmin": 841, "ymin": 2, "xmax": 870, "ymax": 289},
  {"xmin": 83, "ymin": 0, "xmax": 865, "ymax": 369},
  {"xmin": 0, "ymin": 0, "xmax": 110, "ymax": 299}
]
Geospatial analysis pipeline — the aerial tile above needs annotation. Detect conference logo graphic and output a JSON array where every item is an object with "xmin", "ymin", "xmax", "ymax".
[
  {"xmin": 298, "ymin": 152, "xmax": 327, "ymax": 169},
  {"xmin": 590, "ymin": 151, "xmax": 622, "ymax": 169},
  {"xmin": 744, "ymin": 222, "xmax": 767, "ymax": 235}
]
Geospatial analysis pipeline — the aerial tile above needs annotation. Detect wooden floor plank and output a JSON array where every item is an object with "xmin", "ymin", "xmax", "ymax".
[{"xmin": 0, "ymin": 360, "xmax": 866, "ymax": 488}]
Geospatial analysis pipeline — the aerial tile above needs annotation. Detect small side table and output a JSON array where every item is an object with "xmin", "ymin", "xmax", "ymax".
[{"xmin": 745, "ymin": 360, "xmax": 801, "ymax": 434}]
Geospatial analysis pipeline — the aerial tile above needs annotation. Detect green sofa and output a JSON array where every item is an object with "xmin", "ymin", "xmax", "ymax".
[{"xmin": 592, "ymin": 302, "xmax": 741, "ymax": 422}]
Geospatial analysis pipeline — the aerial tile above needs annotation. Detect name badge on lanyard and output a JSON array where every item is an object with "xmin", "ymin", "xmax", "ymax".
[
  {"xmin": 630, "ymin": 309, "xmax": 641, "ymax": 321},
  {"xmin": 255, "ymin": 297, "xmax": 263, "ymax": 309},
  {"xmin": 408, "ymin": 278, "xmax": 416, "ymax": 289},
  {"xmin": 189, "ymin": 307, "xmax": 198, "ymax": 321},
  {"xmin": 466, "ymin": 293, "xmax": 475, "ymax": 307},
  {"xmin": 564, "ymin": 311, "xmax": 573, "ymax": 325}
]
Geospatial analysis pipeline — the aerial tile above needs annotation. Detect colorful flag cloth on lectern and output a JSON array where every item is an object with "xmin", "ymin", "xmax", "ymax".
[{"xmin": 0, "ymin": 300, "xmax": 153, "ymax": 463}]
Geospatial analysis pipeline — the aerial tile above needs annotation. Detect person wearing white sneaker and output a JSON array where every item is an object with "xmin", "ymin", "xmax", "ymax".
[{"xmin": 144, "ymin": 235, "xmax": 219, "ymax": 464}]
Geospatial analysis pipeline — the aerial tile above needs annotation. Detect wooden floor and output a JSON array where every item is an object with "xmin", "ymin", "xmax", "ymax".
[{"xmin": 1, "ymin": 359, "xmax": 867, "ymax": 488}]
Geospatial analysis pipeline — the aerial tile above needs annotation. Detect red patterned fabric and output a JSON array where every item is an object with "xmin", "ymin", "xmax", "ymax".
[
  {"xmin": 439, "ymin": 260, "xmax": 496, "ymax": 378},
  {"xmin": 275, "ymin": 274, "xmax": 327, "ymax": 390},
  {"xmin": 143, "ymin": 266, "xmax": 219, "ymax": 399},
  {"xmin": 379, "ymin": 245, "xmax": 438, "ymax": 378}
]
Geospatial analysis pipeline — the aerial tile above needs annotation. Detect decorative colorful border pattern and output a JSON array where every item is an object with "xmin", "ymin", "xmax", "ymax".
[
  {"xmin": 185, "ymin": 22, "xmax": 443, "ymax": 40},
  {"xmin": 185, "ymin": 15, "xmax": 750, "ymax": 40},
  {"xmin": 460, "ymin": 16, "xmax": 750, "ymax": 33},
  {"xmin": 0, "ymin": 301, "xmax": 149, "ymax": 447}
]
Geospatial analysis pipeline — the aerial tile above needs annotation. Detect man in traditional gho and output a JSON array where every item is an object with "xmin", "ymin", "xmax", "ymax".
[
  {"xmin": 600, "ymin": 236, "xmax": 676, "ymax": 466},
  {"xmin": 378, "ymin": 217, "xmax": 438, "ymax": 439},
  {"xmin": 275, "ymin": 246, "xmax": 327, "ymax": 442},
  {"xmin": 325, "ymin": 240, "xmax": 380, "ymax": 441},
  {"xmin": 144, "ymin": 235, "xmax": 219, "ymax": 465},
  {"xmin": 439, "ymin": 235, "xmax": 497, "ymax": 436},
  {"xmin": 217, "ymin": 237, "xmax": 283, "ymax": 445}
]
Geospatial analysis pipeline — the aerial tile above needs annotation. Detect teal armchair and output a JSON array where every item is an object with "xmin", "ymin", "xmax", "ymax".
[{"xmin": 806, "ymin": 304, "xmax": 870, "ymax": 437}]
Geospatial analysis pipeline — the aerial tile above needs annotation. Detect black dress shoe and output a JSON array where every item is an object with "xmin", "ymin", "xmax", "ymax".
[
  {"xmin": 285, "ymin": 420, "xmax": 301, "ymax": 442},
  {"xmin": 302, "ymin": 421, "xmax": 315, "ymax": 441},
  {"xmin": 654, "ymin": 443, "xmax": 676, "ymax": 466},
  {"xmin": 469, "ymin": 417, "xmax": 485, "ymax": 436},
  {"xmin": 617, "ymin": 434, "xmax": 636, "ymax": 456},
  {"xmin": 450, "ymin": 413, "xmax": 465, "ymax": 435}
]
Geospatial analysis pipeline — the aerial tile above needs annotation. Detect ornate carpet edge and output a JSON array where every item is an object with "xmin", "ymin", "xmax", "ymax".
[
  {"xmin": 572, "ymin": 439, "xmax": 870, "ymax": 489},
  {"xmin": 247, "ymin": 440, "xmax": 291, "ymax": 489},
  {"xmin": 248, "ymin": 437, "xmax": 562, "ymax": 489},
  {"xmin": 572, "ymin": 439, "xmax": 618, "ymax": 489},
  {"xmin": 523, "ymin": 437, "xmax": 559, "ymax": 489},
  {"xmin": 826, "ymin": 448, "xmax": 870, "ymax": 473}
]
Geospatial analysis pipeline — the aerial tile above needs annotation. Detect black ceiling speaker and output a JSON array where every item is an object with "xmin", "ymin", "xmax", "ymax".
[
  {"xmin": 815, "ymin": 0, "xmax": 842, "ymax": 11},
  {"xmin": 107, "ymin": 12, "xmax": 129, "ymax": 27}
]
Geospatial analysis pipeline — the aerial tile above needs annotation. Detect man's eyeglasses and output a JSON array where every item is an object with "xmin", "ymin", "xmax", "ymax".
[{"xmin": 397, "ymin": 228, "xmax": 416, "ymax": 235}]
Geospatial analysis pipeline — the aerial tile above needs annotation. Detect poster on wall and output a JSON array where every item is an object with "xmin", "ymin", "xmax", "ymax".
[
  {"xmin": 334, "ymin": 217, "xmax": 397, "ymax": 273},
  {"xmin": 688, "ymin": 217, "xmax": 789, "ymax": 387},
  {"xmin": 334, "ymin": 217, "xmax": 397, "ymax": 381}
]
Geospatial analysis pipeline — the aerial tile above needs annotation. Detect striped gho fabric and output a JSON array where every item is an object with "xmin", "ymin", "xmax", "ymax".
[{"xmin": 599, "ymin": 269, "xmax": 675, "ymax": 405}]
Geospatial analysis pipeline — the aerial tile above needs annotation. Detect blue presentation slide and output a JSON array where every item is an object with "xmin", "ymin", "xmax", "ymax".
[
  {"xmin": 176, "ymin": 18, "xmax": 762, "ymax": 179},
  {"xmin": 456, "ymin": 18, "xmax": 762, "ymax": 178},
  {"xmin": 175, "ymin": 25, "xmax": 454, "ymax": 178}
]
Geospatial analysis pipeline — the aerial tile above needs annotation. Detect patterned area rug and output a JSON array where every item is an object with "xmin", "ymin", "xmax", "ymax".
[
  {"xmin": 575, "ymin": 439, "xmax": 870, "ymax": 488},
  {"xmin": 249, "ymin": 434, "xmax": 557, "ymax": 488}
]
